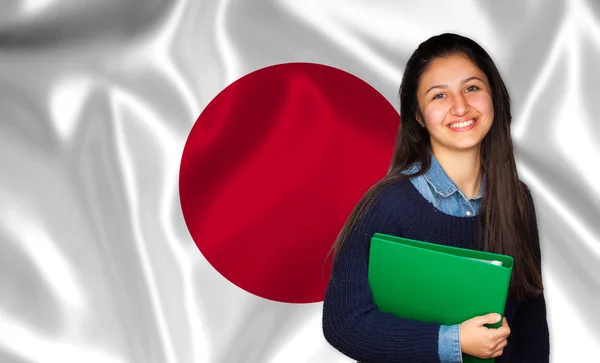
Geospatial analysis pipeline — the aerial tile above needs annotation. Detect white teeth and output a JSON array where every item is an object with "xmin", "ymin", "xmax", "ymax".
[{"xmin": 449, "ymin": 118, "xmax": 475, "ymax": 129}]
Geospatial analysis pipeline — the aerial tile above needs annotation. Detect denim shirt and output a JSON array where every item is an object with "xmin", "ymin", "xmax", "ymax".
[{"xmin": 402, "ymin": 154, "xmax": 484, "ymax": 363}]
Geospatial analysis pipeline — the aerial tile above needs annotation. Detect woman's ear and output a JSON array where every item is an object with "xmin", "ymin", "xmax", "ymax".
[{"xmin": 415, "ymin": 111, "xmax": 425, "ymax": 128}]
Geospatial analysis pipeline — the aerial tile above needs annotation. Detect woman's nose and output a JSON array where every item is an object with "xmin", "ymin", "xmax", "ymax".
[{"xmin": 450, "ymin": 93, "xmax": 470, "ymax": 116}]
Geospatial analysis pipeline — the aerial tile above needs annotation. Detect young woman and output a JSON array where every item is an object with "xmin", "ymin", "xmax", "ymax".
[{"xmin": 322, "ymin": 33, "xmax": 550, "ymax": 363}]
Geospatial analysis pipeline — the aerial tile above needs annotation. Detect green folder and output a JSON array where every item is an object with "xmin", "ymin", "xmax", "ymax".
[{"xmin": 368, "ymin": 233, "xmax": 514, "ymax": 363}]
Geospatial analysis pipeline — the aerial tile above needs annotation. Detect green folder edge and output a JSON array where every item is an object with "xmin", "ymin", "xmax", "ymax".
[
  {"xmin": 369, "ymin": 233, "xmax": 515, "ymax": 363},
  {"xmin": 372, "ymin": 233, "xmax": 514, "ymax": 272}
]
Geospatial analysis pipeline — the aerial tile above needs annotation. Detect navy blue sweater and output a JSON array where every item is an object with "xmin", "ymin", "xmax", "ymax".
[{"xmin": 322, "ymin": 179, "xmax": 550, "ymax": 363}]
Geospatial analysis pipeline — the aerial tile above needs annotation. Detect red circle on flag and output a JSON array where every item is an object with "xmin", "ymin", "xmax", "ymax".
[{"xmin": 179, "ymin": 63, "xmax": 399, "ymax": 303}]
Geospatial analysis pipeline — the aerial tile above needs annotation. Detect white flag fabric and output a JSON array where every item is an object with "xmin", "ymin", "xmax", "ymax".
[{"xmin": 1, "ymin": 1, "xmax": 600, "ymax": 362}]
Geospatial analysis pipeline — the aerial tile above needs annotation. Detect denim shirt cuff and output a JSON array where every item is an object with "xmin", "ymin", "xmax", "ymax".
[{"xmin": 438, "ymin": 324, "xmax": 462, "ymax": 363}]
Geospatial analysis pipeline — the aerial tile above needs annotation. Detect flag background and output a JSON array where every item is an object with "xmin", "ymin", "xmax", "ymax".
[{"xmin": 1, "ymin": 0, "xmax": 599, "ymax": 362}]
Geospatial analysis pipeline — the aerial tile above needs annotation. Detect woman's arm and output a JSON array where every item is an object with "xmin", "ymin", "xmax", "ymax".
[
  {"xmin": 322, "ymin": 186, "xmax": 442, "ymax": 363},
  {"xmin": 510, "ymin": 184, "xmax": 550, "ymax": 361},
  {"xmin": 510, "ymin": 292, "xmax": 550, "ymax": 362}
]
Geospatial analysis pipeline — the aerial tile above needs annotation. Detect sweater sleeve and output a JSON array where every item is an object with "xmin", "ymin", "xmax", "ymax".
[
  {"xmin": 510, "ymin": 184, "xmax": 550, "ymax": 362},
  {"xmin": 322, "ymin": 185, "xmax": 441, "ymax": 363}
]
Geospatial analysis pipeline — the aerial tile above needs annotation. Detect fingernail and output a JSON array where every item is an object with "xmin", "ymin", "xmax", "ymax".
[{"xmin": 496, "ymin": 314, "xmax": 501, "ymax": 322}]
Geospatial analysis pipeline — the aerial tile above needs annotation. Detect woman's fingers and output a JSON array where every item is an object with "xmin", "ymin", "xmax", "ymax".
[
  {"xmin": 494, "ymin": 317, "xmax": 511, "ymax": 341},
  {"xmin": 491, "ymin": 337, "xmax": 508, "ymax": 357},
  {"xmin": 489, "ymin": 318, "xmax": 510, "ymax": 358},
  {"xmin": 475, "ymin": 313, "xmax": 502, "ymax": 327}
]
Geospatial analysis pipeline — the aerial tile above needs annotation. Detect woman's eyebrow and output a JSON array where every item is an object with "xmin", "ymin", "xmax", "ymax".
[
  {"xmin": 424, "ymin": 76, "xmax": 485, "ymax": 95},
  {"xmin": 462, "ymin": 76, "xmax": 484, "ymax": 84}
]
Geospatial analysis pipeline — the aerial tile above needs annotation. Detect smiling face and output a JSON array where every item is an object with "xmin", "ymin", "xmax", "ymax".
[{"xmin": 416, "ymin": 53, "xmax": 494, "ymax": 154}]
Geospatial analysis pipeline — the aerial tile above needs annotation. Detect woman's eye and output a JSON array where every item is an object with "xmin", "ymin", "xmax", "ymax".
[
  {"xmin": 432, "ymin": 93, "xmax": 445, "ymax": 100},
  {"xmin": 466, "ymin": 85, "xmax": 479, "ymax": 92}
]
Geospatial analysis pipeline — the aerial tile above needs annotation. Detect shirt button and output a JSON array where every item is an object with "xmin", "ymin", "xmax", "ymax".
[{"xmin": 466, "ymin": 211, "xmax": 472, "ymax": 216}]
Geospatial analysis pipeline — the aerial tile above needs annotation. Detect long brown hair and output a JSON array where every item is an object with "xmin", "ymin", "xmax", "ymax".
[{"xmin": 329, "ymin": 33, "xmax": 543, "ymax": 303}]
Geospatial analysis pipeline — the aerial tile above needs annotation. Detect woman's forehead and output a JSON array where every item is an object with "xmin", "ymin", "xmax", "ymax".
[{"xmin": 420, "ymin": 54, "xmax": 487, "ymax": 85}]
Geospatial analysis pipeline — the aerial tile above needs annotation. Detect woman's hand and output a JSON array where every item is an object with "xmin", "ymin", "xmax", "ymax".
[{"xmin": 459, "ymin": 313, "xmax": 511, "ymax": 359}]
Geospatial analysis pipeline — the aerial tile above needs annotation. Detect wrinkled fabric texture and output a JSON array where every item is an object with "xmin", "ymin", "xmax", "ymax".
[{"xmin": 1, "ymin": 1, "xmax": 599, "ymax": 362}]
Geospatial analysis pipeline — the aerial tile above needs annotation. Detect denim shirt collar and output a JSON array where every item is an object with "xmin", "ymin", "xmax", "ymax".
[{"xmin": 423, "ymin": 153, "xmax": 485, "ymax": 200}]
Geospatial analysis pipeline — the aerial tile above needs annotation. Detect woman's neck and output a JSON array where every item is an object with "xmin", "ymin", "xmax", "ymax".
[{"xmin": 431, "ymin": 146, "xmax": 483, "ymax": 199}]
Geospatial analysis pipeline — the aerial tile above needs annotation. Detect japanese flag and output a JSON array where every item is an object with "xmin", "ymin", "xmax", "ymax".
[{"xmin": 1, "ymin": 1, "xmax": 599, "ymax": 363}]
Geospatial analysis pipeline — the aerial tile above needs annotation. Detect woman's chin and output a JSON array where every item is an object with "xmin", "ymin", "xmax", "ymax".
[{"xmin": 451, "ymin": 140, "xmax": 484, "ymax": 152}]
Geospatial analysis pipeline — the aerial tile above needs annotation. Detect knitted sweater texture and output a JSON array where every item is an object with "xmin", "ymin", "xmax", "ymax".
[{"xmin": 322, "ymin": 179, "xmax": 550, "ymax": 363}]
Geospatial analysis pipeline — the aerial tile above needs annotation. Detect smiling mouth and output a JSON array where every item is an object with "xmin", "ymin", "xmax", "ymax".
[{"xmin": 448, "ymin": 118, "xmax": 476, "ymax": 129}]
